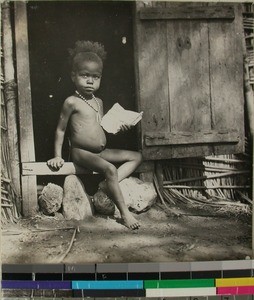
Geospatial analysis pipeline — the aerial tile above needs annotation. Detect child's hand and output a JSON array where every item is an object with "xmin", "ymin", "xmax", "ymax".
[
  {"xmin": 119, "ymin": 124, "xmax": 131, "ymax": 132},
  {"xmin": 47, "ymin": 157, "xmax": 65, "ymax": 171}
]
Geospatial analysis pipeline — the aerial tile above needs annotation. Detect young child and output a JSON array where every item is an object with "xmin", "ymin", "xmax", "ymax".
[{"xmin": 47, "ymin": 41, "xmax": 142, "ymax": 230}]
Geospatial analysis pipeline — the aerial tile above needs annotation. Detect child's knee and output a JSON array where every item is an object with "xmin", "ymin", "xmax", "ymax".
[
  {"xmin": 104, "ymin": 164, "xmax": 117, "ymax": 179},
  {"xmin": 127, "ymin": 151, "xmax": 143, "ymax": 164},
  {"xmin": 135, "ymin": 151, "xmax": 143, "ymax": 165}
]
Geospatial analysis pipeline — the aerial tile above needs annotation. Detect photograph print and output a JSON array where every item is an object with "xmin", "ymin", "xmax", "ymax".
[{"xmin": 1, "ymin": 0, "xmax": 253, "ymax": 264}]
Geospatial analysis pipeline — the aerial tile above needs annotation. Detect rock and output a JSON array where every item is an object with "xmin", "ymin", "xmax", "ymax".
[
  {"xmin": 54, "ymin": 212, "xmax": 64, "ymax": 220},
  {"xmin": 93, "ymin": 189, "xmax": 115, "ymax": 216},
  {"xmin": 62, "ymin": 175, "xmax": 94, "ymax": 220},
  {"xmin": 93, "ymin": 177, "xmax": 157, "ymax": 215},
  {"xmin": 38, "ymin": 183, "xmax": 63, "ymax": 215},
  {"xmin": 120, "ymin": 177, "xmax": 157, "ymax": 213}
]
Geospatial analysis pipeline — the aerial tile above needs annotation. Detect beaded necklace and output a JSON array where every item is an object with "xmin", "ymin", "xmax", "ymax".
[{"xmin": 75, "ymin": 90, "xmax": 101, "ymax": 122}]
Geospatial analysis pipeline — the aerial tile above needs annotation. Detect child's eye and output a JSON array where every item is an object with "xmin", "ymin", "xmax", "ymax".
[{"xmin": 93, "ymin": 75, "xmax": 101, "ymax": 80}]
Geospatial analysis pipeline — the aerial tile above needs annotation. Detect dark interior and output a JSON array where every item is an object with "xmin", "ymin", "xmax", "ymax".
[{"xmin": 27, "ymin": 1, "xmax": 137, "ymax": 191}]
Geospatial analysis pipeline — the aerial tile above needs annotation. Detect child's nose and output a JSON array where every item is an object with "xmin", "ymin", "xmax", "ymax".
[{"xmin": 87, "ymin": 76, "xmax": 94, "ymax": 84}]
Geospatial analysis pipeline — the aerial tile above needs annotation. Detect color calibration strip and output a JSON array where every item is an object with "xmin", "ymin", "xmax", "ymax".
[{"xmin": 2, "ymin": 260, "xmax": 254, "ymax": 298}]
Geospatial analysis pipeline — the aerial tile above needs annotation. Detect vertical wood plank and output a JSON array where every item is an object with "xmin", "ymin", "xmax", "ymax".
[
  {"xmin": 209, "ymin": 4, "xmax": 244, "ymax": 155},
  {"xmin": 167, "ymin": 15, "xmax": 211, "ymax": 132},
  {"xmin": 14, "ymin": 2, "xmax": 38, "ymax": 216},
  {"xmin": 2, "ymin": 2, "xmax": 21, "ymax": 197},
  {"xmin": 140, "ymin": 172, "xmax": 154, "ymax": 183},
  {"xmin": 133, "ymin": 1, "xmax": 144, "ymax": 151},
  {"xmin": 155, "ymin": 161, "xmax": 163, "ymax": 192},
  {"xmin": 139, "ymin": 161, "xmax": 155, "ymax": 183},
  {"xmin": 134, "ymin": 1, "xmax": 170, "ymax": 144}
]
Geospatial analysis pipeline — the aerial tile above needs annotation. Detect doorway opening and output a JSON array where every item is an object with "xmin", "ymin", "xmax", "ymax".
[
  {"xmin": 27, "ymin": 1, "xmax": 137, "ymax": 191},
  {"xmin": 27, "ymin": 1, "xmax": 137, "ymax": 160}
]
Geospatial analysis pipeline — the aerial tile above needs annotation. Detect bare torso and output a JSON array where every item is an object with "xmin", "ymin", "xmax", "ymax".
[{"xmin": 69, "ymin": 96, "xmax": 106, "ymax": 153}]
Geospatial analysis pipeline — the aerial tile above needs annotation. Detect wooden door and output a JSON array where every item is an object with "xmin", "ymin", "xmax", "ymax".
[{"xmin": 134, "ymin": 2, "xmax": 245, "ymax": 160}]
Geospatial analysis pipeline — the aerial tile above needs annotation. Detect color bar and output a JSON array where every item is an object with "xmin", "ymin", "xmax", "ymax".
[
  {"xmin": 32, "ymin": 264, "xmax": 64, "ymax": 273},
  {"xmin": 97, "ymin": 263, "xmax": 128, "ymax": 280},
  {"xmin": 2, "ymin": 264, "xmax": 33, "ymax": 273},
  {"xmin": 2, "ymin": 263, "xmax": 64, "ymax": 273},
  {"xmin": 222, "ymin": 260, "xmax": 252, "ymax": 277},
  {"xmin": 216, "ymin": 277, "xmax": 254, "ymax": 287},
  {"xmin": 1, "ymin": 280, "xmax": 71, "ymax": 289},
  {"xmin": 64, "ymin": 264, "xmax": 95, "ymax": 273},
  {"xmin": 217, "ymin": 286, "xmax": 254, "ymax": 295},
  {"xmin": 146, "ymin": 287, "xmax": 217, "ymax": 297},
  {"xmin": 128, "ymin": 262, "xmax": 160, "ymax": 272},
  {"xmin": 63, "ymin": 264, "xmax": 96, "ymax": 280},
  {"xmin": 160, "ymin": 262, "xmax": 191, "ymax": 272},
  {"xmin": 97, "ymin": 263, "xmax": 128, "ymax": 273},
  {"xmin": 222, "ymin": 260, "xmax": 252, "ymax": 270},
  {"xmin": 2, "ymin": 273, "xmax": 33, "ymax": 280},
  {"xmin": 77, "ymin": 289, "xmax": 146, "ymax": 297},
  {"xmin": 191, "ymin": 261, "xmax": 222, "ymax": 279},
  {"xmin": 72, "ymin": 280, "xmax": 143, "ymax": 290},
  {"xmin": 160, "ymin": 262, "xmax": 191, "ymax": 279},
  {"xmin": 191, "ymin": 261, "xmax": 222, "ymax": 271},
  {"xmin": 144, "ymin": 278, "xmax": 215, "ymax": 289},
  {"xmin": 128, "ymin": 262, "xmax": 160, "ymax": 280}
]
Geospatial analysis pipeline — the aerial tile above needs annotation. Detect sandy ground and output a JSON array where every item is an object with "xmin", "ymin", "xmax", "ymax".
[{"xmin": 1, "ymin": 204, "xmax": 252, "ymax": 264}]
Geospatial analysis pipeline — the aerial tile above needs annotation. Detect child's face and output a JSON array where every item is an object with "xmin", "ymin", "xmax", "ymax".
[{"xmin": 72, "ymin": 60, "xmax": 102, "ymax": 97}]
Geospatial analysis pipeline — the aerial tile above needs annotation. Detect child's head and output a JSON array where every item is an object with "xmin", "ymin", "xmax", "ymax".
[
  {"xmin": 69, "ymin": 40, "xmax": 107, "ymax": 72},
  {"xmin": 69, "ymin": 41, "xmax": 107, "ymax": 97}
]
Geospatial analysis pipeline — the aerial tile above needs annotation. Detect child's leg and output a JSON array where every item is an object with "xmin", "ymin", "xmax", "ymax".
[
  {"xmin": 72, "ymin": 148, "xmax": 140, "ymax": 229},
  {"xmin": 100, "ymin": 149, "xmax": 142, "ymax": 182}
]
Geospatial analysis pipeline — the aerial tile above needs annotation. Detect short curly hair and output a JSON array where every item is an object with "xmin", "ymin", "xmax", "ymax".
[{"xmin": 69, "ymin": 40, "xmax": 107, "ymax": 71}]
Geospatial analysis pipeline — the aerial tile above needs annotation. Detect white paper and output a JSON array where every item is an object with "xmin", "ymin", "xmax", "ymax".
[{"xmin": 100, "ymin": 103, "xmax": 143, "ymax": 134}]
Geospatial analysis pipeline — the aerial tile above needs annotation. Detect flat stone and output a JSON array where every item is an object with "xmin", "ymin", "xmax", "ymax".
[
  {"xmin": 93, "ymin": 177, "xmax": 157, "ymax": 215},
  {"xmin": 38, "ymin": 183, "xmax": 63, "ymax": 215},
  {"xmin": 120, "ymin": 177, "xmax": 157, "ymax": 212},
  {"xmin": 62, "ymin": 175, "xmax": 94, "ymax": 220}
]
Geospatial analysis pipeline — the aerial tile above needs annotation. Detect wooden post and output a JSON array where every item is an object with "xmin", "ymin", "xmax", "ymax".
[
  {"xmin": 244, "ymin": 63, "xmax": 254, "ymax": 258},
  {"xmin": 155, "ymin": 161, "xmax": 164, "ymax": 194},
  {"xmin": 243, "ymin": 58, "xmax": 254, "ymax": 257},
  {"xmin": 244, "ymin": 61, "xmax": 254, "ymax": 138},
  {"xmin": 139, "ymin": 161, "xmax": 155, "ymax": 183},
  {"xmin": 14, "ymin": 1, "xmax": 38, "ymax": 216},
  {"xmin": 252, "ymin": 139, "xmax": 254, "ymax": 259},
  {"xmin": 2, "ymin": 2, "xmax": 21, "ymax": 198}
]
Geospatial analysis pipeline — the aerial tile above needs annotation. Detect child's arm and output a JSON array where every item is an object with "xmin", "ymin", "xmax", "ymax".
[
  {"xmin": 97, "ymin": 98, "xmax": 104, "ymax": 119},
  {"xmin": 47, "ymin": 97, "xmax": 74, "ymax": 170}
]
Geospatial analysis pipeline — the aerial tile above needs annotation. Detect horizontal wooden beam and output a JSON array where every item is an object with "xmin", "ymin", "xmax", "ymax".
[
  {"xmin": 144, "ymin": 131, "xmax": 239, "ymax": 146},
  {"xmin": 22, "ymin": 161, "xmax": 154, "ymax": 176},
  {"xmin": 139, "ymin": 5, "xmax": 235, "ymax": 20},
  {"xmin": 22, "ymin": 162, "xmax": 90, "ymax": 176}
]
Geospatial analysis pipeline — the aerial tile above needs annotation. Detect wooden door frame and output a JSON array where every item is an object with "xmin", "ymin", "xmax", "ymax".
[
  {"xmin": 14, "ymin": 1, "xmax": 38, "ymax": 216},
  {"xmin": 14, "ymin": 2, "xmax": 155, "ymax": 216}
]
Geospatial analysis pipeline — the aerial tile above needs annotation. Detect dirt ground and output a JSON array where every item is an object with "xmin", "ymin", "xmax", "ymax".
[{"xmin": 1, "ymin": 204, "xmax": 252, "ymax": 264}]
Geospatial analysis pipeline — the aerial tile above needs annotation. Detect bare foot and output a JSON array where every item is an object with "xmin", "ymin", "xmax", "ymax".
[
  {"xmin": 99, "ymin": 180, "xmax": 140, "ymax": 230},
  {"xmin": 122, "ymin": 212, "xmax": 140, "ymax": 230}
]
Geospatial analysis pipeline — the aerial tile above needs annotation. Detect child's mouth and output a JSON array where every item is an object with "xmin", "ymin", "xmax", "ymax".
[{"xmin": 84, "ymin": 87, "xmax": 94, "ymax": 92}]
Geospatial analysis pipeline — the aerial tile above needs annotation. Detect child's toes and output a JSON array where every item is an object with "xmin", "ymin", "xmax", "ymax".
[
  {"xmin": 131, "ymin": 221, "xmax": 140, "ymax": 230},
  {"xmin": 134, "ymin": 222, "xmax": 140, "ymax": 230},
  {"xmin": 123, "ymin": 213, "xmax": 140, "ymax": 230}
]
